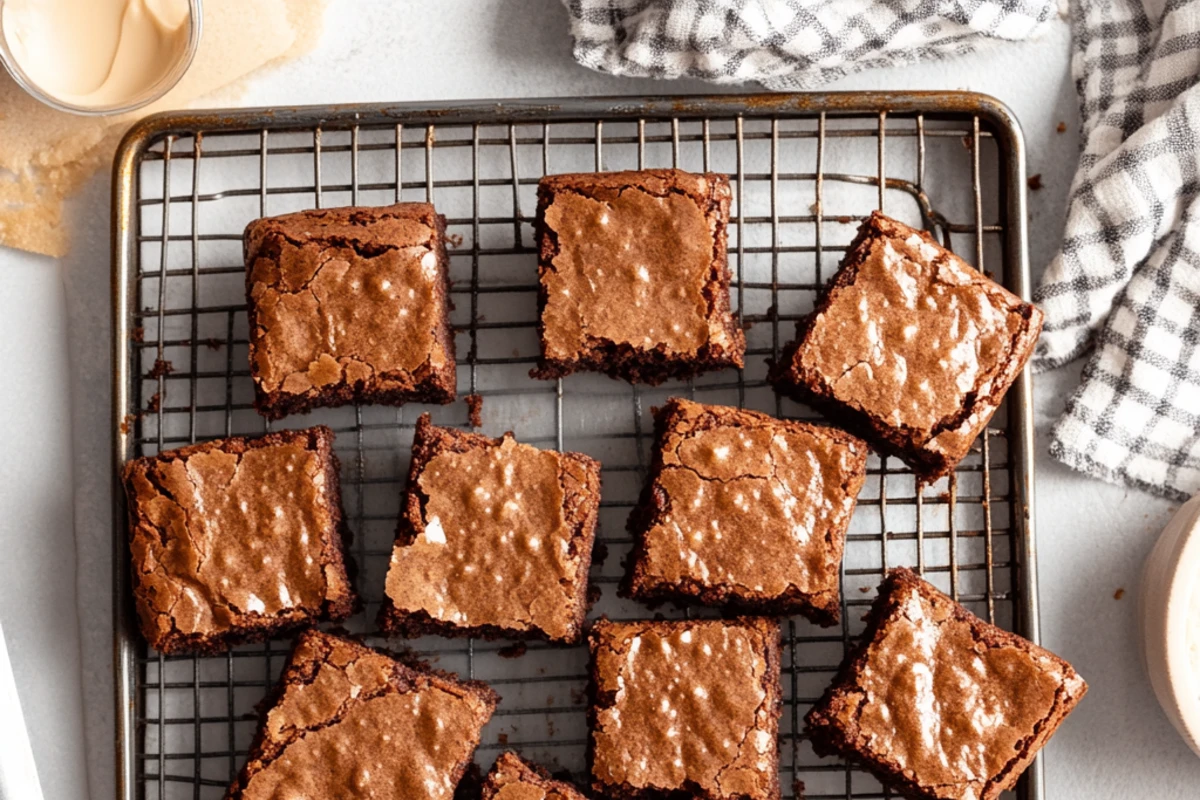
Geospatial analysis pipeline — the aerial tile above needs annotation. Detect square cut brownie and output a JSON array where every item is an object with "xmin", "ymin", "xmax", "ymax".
[
  {"xmin": 482, "ymin": 752, "xmax": 588, "ymax": 800},
  {"xmin": 588, "ymin": 617, "xmax": 782, "ymax": 800},
  {"xmin": 121, "ymin": 427, "xmax": 355, "ymax": 655},
  {"xmin": 245, "ymin": 203, "xmax": 456, "ymax": 420},
  {"xmin": 624, "ymin": 398, "xmax": 868, "ymax": 626},
  {"xmin": 769, "ymin": 212, "xmax": 1043, "ymax": 480},
  {"xmin": 225, "ymin": 630, "xmax": 497, "ymax": 800},
  {"xmin": 378, "ymin": 414, "xmax": 601, "ymax": 644},
  {"xmin": 805, "ymin": 568, "xmax": 1087, "ymax": 800},
  {"xmin": 532, "ymin": 169, "xmax": 745, "ymax": 384}
]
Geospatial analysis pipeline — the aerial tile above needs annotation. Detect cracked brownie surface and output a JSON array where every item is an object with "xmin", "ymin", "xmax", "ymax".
[
  {"xmin": 226, "ymin": 629, "xmax": 497, "ymax": 800},
  {"xmin": 245, "ymin": 203, "xmax": 456, "ymax": 420},
  {"xmin": 378, "ymin": 414, "xmax": 601, "ymax": 644},
  {"xmin": 624, "ymin": 398, "xmax": 868, "ymax": 626},
  {"xmin": 805, "ymin": 568, "xmax": 1087, "ymax": 800},
  {"xmin": 769, "ymin": 212, "xmax": 1042, "ymax": 480},
  {"xmin": 481, "ymin": 751, "xmax": 587, "ymax": 800},
  {"xmin": 121, "ymin": 426, "xmax": 355, "ymax": 655},
  {"xmin": 588, "ymin": 617, "xmax": 782, "ymax": 800},
  {"xmin": 532, "ymin": 169, "xmax": 744, "ymax": 384}
]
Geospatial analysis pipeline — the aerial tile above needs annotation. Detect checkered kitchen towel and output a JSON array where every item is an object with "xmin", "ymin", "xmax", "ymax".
[
  {"xmin": 562, "ymin": 0, "xmax": 1056, "ymax": 89},
  {"xmin": 1035, "ymin": 0, "xmax": 1200, "ymax": 500}
]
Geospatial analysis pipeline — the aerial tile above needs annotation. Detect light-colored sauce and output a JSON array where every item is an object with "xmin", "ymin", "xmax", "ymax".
[
  {"xmin": 2, "ymin": 0, "xmax": 191, "ymax": 108},
  {"xmin": 1189, "ymin": 575, "xmax": 1200, "ymax": 688}
]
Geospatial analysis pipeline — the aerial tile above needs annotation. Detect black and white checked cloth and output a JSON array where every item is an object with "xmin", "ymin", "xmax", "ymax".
[
  {"xmin": 562, "ymin": 0, "xmax": 1056, "ymax": 88},
  {"xmin": 1036, "ymin": 0, "xmax": 1200, "ymax": 500}
]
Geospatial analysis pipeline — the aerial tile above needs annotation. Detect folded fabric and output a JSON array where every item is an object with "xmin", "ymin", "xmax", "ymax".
[
  {"xmin": 562, "ymin": 0, "xmax": 1056, "ymax": 89},
  {"xmin": 1035, "ymin": 0, "xmax": 1200, "ymax": 500}
]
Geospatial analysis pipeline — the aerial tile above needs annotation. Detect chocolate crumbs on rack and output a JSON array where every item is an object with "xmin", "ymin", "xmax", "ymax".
[
  {"xmin": 147, "ymin": 358, "xmax": 174, "ymax": 379},
  {"xmin": 466, "ymin": 393, "xmax": 484, "ymax": 427},
  {"xmin": 497, "ymin": 642, "xmax": 528, "ymax": 659}
]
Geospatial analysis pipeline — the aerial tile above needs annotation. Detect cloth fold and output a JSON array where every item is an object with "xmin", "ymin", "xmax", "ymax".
[
  {"xmin": 562, "ymin": 0, "xmax": 1056, "ymax": 89},
  {"xmin": 1035, "ymin": 0, "xmax": 1200, "ymax": 500}
]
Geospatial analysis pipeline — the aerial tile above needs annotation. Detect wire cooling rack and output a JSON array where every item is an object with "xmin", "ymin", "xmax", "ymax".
[{"xmin": 112, "ymin": 93, "xmax": 1039, "ymax": 800}]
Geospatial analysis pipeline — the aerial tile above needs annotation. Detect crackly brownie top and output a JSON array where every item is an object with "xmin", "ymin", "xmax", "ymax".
[
  {"xmin": 124, "ymin": 428, "xmax": 344, "ymax": 639},
  {"xmin": 385, "ymin": 421, "xmax": 596, "ymax": 640},
  {"xmin": 246, "ymin": 204, "xmax": 450, "ymax": 398},
  {"xmin": 539, "ymin": 169, "xmax": 733, "ymax": 359},
  {"xmin": 236, "ymin": 630, "xmax": 495, "ymax": 799},
  {"xmin": 828, "ymin": 570, "xmax": 1085, "ymax": 798},
  {"xmin": 795, "ymin": 213, "xmax": 1035, "ymax": 435},
  {"xmin": 591, "ymin": 618, "xmax": 778, "ymax": 797},
  {"xmin": 483, "ymin": 752, "xmax": 585, "ymax": 800},
  {"xmin": 638, "ymin": 398, "xmax": 866, "ymax": 596}
]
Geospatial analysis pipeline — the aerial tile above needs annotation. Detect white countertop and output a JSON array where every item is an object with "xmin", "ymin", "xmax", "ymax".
[{"xmin": 1, "ymin": 1, "xmax": 1197, "ymax": 798}]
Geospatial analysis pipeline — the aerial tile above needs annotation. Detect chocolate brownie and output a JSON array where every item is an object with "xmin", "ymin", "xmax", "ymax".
[
  {"xmin": 623, "ymin": 398, "xmax": 868, "ymax": 626},
  {"xmin": 225, "ymin": 630, "xmax": 498, "ymax": 800},
  {"xmin": 531, "ymin": 169, "xmax": 744, "ymax": 384},
  {"xmin": 245, "ymin": 204, "xmax": 456, "ymax": 420},
  {"xmin": 588, "ymin": 617, "xmax": 782, "ymax": 800},
  {"xmin": 481, "ymin": 752, "xmax": 587, "ymax": 800},
  {"xmin": 769, "ymin": 212, "xmax": 1043, "ymax": 481},
  {"xmin": 378, "ymin": 414, "xmax": 601, "ymax": 644},
  {"xmin": 805, "ymin": 568, "xmax": 1087, "ymax": 800},
  {"xmin": 121, "ymin": 426, "xmax": 355, "ymax": 655}
]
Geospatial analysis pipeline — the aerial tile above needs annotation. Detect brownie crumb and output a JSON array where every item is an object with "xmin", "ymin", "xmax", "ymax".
[
  {"xmin": 793, "ymin": 779, "xmax": 807, "ymax": 799},
  {"xmin": 587, "ymin": 584, "xmax": 602, "ymax": 606},
  {"xmin": 1114, "ymin": 588, "xmax": 1126, "ymax": 600},
  {"xmin": 147, "ymin": 358, "xmax": 174, "ymax": 379},
  {"xmin": 204, "ymin": 337, "xmax": 222, "ymax": 351},
  {"xmin": 497, "ymin": 642, "xmax": 528, "ymax": 659},
  {"xmin": 1027, "ymin": 174, "xmax": 1043, "ymax": 191},
  {"xmin": 146, "ymin": 392, "xmax": 161, "ymax": 413},
  {"xmin": 119, "ymin": 413, "xmax": 137, "ymax": 435},
  {"xmin": 591, "ymin": 541, "xmax": 609, "ymax": 567},
  {"xmin": 447, "ymin": 232, "xmax": 464, "ymax": 249},
  {"xmin": 859, "ymin": 586, "xmax": 871, "ymax": 593},
  {"xmin": 1057, "ymin": 121, "xmax": 1067, "ymax": 133},
  {"xmin": 497, "ymin": 733, "xmax": 509, "ymax": 745},
  {"xmin": 131, "ymin": 326, "xmax": 145, "ymax": 343},
  {"xmin": 466, "ymin": 393, "xmax": 484, "ymax": 427},
  {"xmin": 570, "ymin": 687, "xmax": 587, "ymax": 706}
]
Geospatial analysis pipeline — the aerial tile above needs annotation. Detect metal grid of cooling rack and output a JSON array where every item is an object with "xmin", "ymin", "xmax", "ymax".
[{"xmin": 112, "ymin": 93, "xmax": 1038, "ymax": 800}]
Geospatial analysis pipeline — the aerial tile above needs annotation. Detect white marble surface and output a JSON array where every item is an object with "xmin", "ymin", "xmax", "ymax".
[{"xmin": 1, "ymin": 1, "xmax": 1198, "ymax": 798}]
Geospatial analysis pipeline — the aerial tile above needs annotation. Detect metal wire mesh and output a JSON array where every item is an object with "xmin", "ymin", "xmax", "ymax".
[{"xmin": 114, "ymin": 95, "xmax": 1035, "ymax": 800}]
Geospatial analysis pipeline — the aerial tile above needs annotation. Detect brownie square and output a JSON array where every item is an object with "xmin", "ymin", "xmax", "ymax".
[
  {"xmin": 121, "ymin": 426, "xmax": 355, "ymax": 655},
  {"xmin": 482, "ymin": 752, "xmax": 588, "ymax": 800},
  {"xmin": 588, "ymin": 617, "xmax": 782, "ymax": 800},
  {"xmin": 805, "ymin": 568, "xmax": 1087, "ymax": 800},
  {"xmin": 532, "ymin": 169, "xmax": 745, "ymax": 384},
  {"xmin": 624, "ymin": 398, "xmax": 868, "ymax": 626},
  {"xmin": 245, "ymin": 203, "xmax": 456, "ymax": 420},
  {"xmin": 378, "ymin": 413, "xmax": 602, "ymax": 644},
  {"xmin": 226, "ymin": 630, "xmax": 497, "ymax": 800},
  {"xmin": 769, "ymin": 212, "xmax": 1043, "ymax": 480}
]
